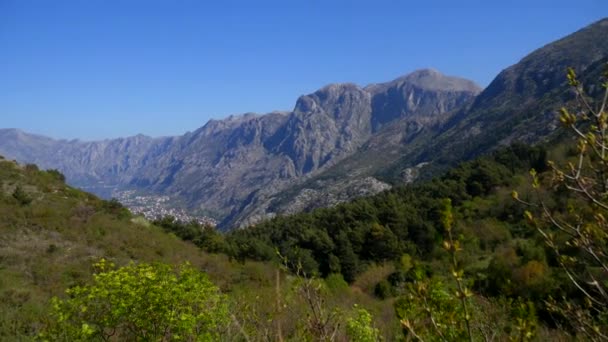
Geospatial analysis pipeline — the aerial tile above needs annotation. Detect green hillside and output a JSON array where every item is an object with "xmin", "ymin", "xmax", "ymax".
[{"xmin": 0, "ymin": 156, "xmax": 402, "ymax": 340}]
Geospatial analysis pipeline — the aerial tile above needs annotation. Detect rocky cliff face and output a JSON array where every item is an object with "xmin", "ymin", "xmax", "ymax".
[
  {"xmin": 366, "ymin": 68, "xmax": 481, "ymax": 130},
  {"xmin": 272, "ymin": 83, "xmax": 373, "ymax": 174},
  {"xmin": 0, "ymin": 69, "xmax": 480, "ymax": 228},
  {"xmin": 133, "ymin": 70, "xmax": 480, "ymax": 227}
]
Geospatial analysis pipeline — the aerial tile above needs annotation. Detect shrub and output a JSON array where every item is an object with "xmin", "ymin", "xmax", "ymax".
[
  {"xmin": 41, "ymin": 260, "xmax": 229, "ymax": 341},
  {"xmin": 46, "ymin": 169, "xmax": 66, "ymax": 183},
  {"xmin": 346, "ymin": 305, "xmax": 381, "ymax": 342},
  {"xmin": 324, "ymin": 273, "xmax": 349, "ymax": 295},
  {"xmin": 12, "ymin": 185, "xmax": 32, "ymax": 206}
]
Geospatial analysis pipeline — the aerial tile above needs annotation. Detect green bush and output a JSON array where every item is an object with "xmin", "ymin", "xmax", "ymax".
[
  {"xmin": 41, "ymin": 260, "xmax": 229, "ymax": 341},
  {"xmin": 346, "ymin": 305, "xmax": 380, "ymax": 342},
  {"xmin": 46, "ymin": 169, "xmax": 66, "ymax": 183},
  {"xmin": 324, "ymin": 273, "xmax": 349, "ymax": 295}
]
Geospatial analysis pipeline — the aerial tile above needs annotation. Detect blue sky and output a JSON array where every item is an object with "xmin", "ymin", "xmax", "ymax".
[{"xmin": 1, "ymin": 0, "xmax": 606, "ymax": 140}]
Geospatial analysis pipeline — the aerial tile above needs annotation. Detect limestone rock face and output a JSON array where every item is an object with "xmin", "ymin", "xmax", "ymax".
[{"xmin": 366, "ymin": 68, "xmax": 481, "ymax": 131}]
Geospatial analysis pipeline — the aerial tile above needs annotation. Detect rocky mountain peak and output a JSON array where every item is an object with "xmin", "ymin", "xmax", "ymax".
[
  {"xmin": 365, "ymin": 69, "xmax": 481, "ymax": 131},
  {"xmin": 367, "ymin": 69, "xmax": 482, "ymax": 94}
]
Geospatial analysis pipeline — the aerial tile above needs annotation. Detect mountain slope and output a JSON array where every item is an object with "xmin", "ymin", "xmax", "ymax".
[
  {"xmin": 389, "ymin": 18, "xmax": 608, "ymax": 176},
  {"xmin": 0, "ymin": 156, "xmax": 251, "ymax": 338},
  {"xmin": 0, "ymin": 157, "xmax": 410, "ymax": 340}
]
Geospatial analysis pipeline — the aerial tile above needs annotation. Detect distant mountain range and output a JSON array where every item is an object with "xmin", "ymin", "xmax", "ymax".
[{"xmin": 2, "ymin": 18, "xmax": 607, "ymax": 229}]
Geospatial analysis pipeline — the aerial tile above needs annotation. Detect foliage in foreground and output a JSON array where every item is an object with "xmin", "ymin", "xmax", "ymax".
[
  {"xmin": 40, "ymin": 260, "xmax": 228, "ymax": 341},
  {"xmin": 519, "ymin": 66, "xmax": 608, "ymax": 339}
]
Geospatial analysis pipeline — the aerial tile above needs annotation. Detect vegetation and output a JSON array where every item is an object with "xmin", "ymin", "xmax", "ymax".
[
  {"xmin": 41, "ymin": 260, "xmax": 228, "ymax": 341},
  {"xmin": 0, "ymin": 158, "xmax": 398, "ymax": 340},
  {"xmin": 225, "ymin": 143, "xmax": 548, "ymax": 284},
  {"xmin": 0, "ymin": 136, "xmax": 575, "ymax": 340},
  {"xmin": 218, "ymin": 67, "xmax": 607, "ymax": 340},
  {"xmin": 2, "ymin": 66, "xmax": 608, "ymax": 340},
  {"xmin": 517, "ymin": 66, "xmax": 608, "ymax": 339}
]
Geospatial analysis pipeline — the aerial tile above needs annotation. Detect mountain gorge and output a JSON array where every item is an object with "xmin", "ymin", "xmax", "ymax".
[{"xmin": 1, "ymin": 18, "xmax": 607, "ymax": 230}]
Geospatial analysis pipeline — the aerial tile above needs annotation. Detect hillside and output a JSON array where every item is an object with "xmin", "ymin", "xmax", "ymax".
[
  {"xmin": 225, "ymin": 144, "xmax": 549, "ymax": 280},
  {"xmin": 0, "ymin": 156, "xmax": 408, "ymax": 340},
  {"xmin": 0, "ymin": 156, "xmax": 220, "ymax": 338}
]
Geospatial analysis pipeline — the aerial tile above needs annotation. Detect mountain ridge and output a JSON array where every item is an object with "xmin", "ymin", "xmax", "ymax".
[
  {"xmin": 0, "ymin": 69, "xmax": 480, "ymax": 228},
  {"xmin": 2, "ymin": 18, "xmax": 607, "ymax": 229}
]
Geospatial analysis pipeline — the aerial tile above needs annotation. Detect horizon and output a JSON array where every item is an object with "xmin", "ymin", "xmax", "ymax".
[{"xmin": 1, "ymin": 0, "xmax": 607, "ymax": 140}]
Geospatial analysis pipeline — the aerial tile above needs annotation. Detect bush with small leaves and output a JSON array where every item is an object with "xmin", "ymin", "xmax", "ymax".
[
  {"xmin": 40, "ymin": 260, "xmax": 228, "ymax": 341},
  {"xmin": 346, "ymin": 305, "xmax": 381, "ymax": 342},
  {"xmin": 46, "ymin": 169, "xmax": 66, "ymax": 183},
  {"xmin": 374, "ymin": 280, "xmax": 392, "ymax": 299}
]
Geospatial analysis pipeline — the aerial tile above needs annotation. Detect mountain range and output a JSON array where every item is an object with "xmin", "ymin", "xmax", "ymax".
[{"xmin": 1, "ymin": 18, "xmax": 607, "ymax": 229}]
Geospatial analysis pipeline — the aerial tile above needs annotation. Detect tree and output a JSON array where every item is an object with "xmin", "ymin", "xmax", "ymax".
[
  {"xmin": 515, "ymin": 65, "xmax": 608, "ymax": 339},
  {"xmin": 41, "ymin": 260, "xmax": 228, "ymax": 341},
  {"xmin": 395, "ymin": 199, "xmax": 537, "ymax": 341}
]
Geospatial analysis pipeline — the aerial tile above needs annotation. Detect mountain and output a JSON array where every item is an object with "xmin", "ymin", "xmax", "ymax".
[
  {"xmin": 0, "ymin": 69, "xmax": 480, "ymax": 229},
  {"xmin": 2, "ymin": 19, "xmax": 606, "ymax": 229},
  {"xmin": 0, "ymin": 129, "xmax": 174, "ymax": 198},
  {"xmin": 226, "ymin": 70, "xmax": 481, "ymax": 226},
  {"xmin": 260, "ymin": 18, "xmax": 608, "ymax": 219},
  {"xmin": 389, "ymin": 18, "xmax": 608, "ymax": 174}
]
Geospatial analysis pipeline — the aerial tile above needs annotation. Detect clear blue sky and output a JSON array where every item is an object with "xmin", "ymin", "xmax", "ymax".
[{"xmin": 1, "ymin": 0, "xmax": 606, "ymax": 140}]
